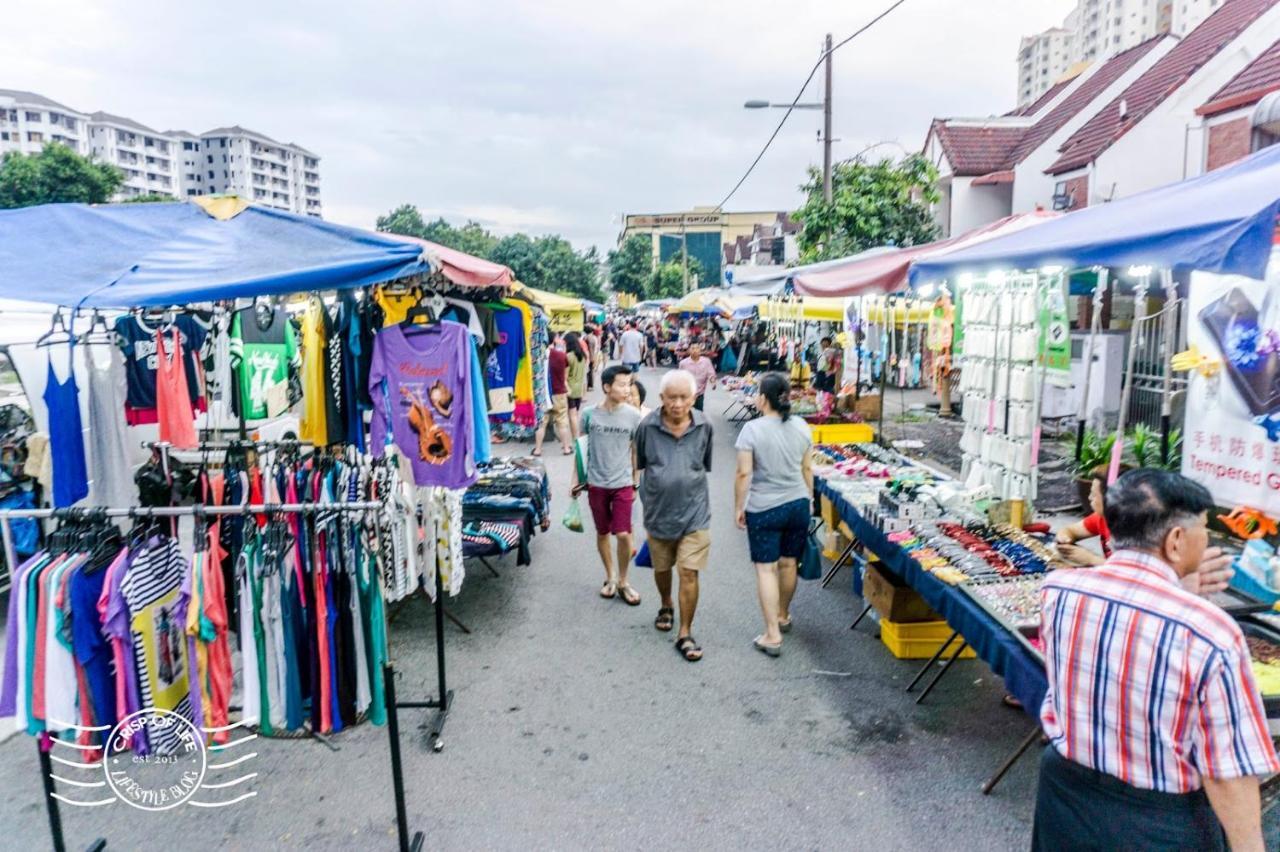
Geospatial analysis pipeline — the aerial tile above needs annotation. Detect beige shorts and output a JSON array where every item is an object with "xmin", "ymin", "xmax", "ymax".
[
  {"xmin": 648, "ymin": 529, "xmax": 711, "ymax": 573},
  {"xmin": 548, "ymin": 394, "xmax": 570, "ymax": 433}
]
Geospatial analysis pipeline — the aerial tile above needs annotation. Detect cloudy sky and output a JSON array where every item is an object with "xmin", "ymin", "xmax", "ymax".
[{"xmin": 6, "ymin": 0, "xmax": 1073, "ymax": 251}]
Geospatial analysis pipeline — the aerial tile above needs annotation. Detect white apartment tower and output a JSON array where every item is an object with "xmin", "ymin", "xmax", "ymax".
[
  {"xmin": 1018, "ymin": 0, "xmax": 1174, "ymax": 104},
  {"xmin": 198, "ymin": 126, "xmax": 321, "ymax": 217},
  {"xmin": 87, "ymin": 112, "xmax": 178, "ymax": 199},
  {"xmin": 1172, "ymin": 0, "xmax": 1227, "ymax": 32},
  {"xmin": 0, "ymin": 88, "xmax": 321, "ymax": 213},
  {"xmin": 1018, "ymin": 27, "xmax": 1076, "ymax": 106},
  {"xmin": 0, "ymin": 90, "xmax": 89, "ymax": 156}
]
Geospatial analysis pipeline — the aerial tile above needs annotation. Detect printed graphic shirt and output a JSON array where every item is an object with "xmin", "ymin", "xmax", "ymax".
[
  {"xmin": 370, "ymin": 321, "xmax": 476, "ymax": 489},
  {"xmin": 485, "ymin": 307, "xmax": 525, "ymax": 422},
  {"xmin": 114, "ymin": 313, "xmax": 208, "ymax": 422},
  {"xmin": 229, "ymin": 305, "xmax": 299, "ymax": 421}
]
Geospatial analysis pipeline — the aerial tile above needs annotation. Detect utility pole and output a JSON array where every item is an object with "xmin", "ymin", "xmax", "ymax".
[
  {"xmin": 822, "ymin": 32, "xmax": 833, "ymax": 204},
  {"xmin": 681, "ymin": 222, "xmax": 690, "ymax": 294}
]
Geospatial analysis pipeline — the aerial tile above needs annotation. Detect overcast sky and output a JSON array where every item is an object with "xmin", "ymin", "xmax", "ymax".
[{"xmin": 5, "ymin": 0, "xmax": 1074, "ymax": 251}]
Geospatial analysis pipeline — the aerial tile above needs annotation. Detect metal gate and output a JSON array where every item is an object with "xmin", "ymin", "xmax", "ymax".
[{"xmin": 1124, "ymin": 298, "xmax": 1187, "ymax": 431}]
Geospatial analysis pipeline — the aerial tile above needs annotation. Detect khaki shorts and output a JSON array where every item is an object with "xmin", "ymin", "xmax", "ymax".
[
  {"xmin": 548, "ymin": 393, "xmax": 570, "ymax": 433},
  {"xmin": 648, "ymin": 529, "xmax": 711, "ymax": 573}
]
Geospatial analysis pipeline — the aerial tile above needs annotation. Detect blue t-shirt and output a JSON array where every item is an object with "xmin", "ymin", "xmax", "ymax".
[
  {"xmin": 485, "ymin": 308, "xmax": 525, "ymax": 423},
  {"xmin": 114, "ymin": 313, "xmax": 209, "ymax": 410},
  {"xmin": 69, "ymin": 561, "xmax": 116, "ymax": 730}
]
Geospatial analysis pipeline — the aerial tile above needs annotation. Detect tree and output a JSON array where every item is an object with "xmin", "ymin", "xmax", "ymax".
[
  {"xmin": 793, "ymin": 154, "xmax": 940, "ymax": 263},
  {"xmin": 375, "ymin": 205, "xmax": 498, "ymax": 258},
  {"xmin": 606, "ymin": 234, "xmax": 653, "ymax": 296},
  {"xmin": 646, "ymin": 251, "xmax": 703, "ymax": 300},
  {"xmin": 489, "ymin": 233, "xmax": 540, "ymax": 285},
  {"xmin": 534, "ymin": 235, "xmax": 603, "ymax": 302},
  {"xmin": 121, "ymin": 193, "xmax": 176, "ymax": 203},
  {"xmin": 375, "ymin": 203, "xmax": 428, "ymax": 237},
  {"xmin": 0, "ymin": 144, "xmax": 123, "ymax": 208}
]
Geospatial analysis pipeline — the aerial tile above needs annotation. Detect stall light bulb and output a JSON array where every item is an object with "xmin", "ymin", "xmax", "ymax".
[
  {"xmin": 957, "ymin": 273, "xmax": 974, "ymax": 291},
  {"xmin": 988, "ymin": 270, "xmax": 1007, "ymax": 289},
  {"xmin": 918, "ymin": 283, "xmax": 936, "ymax": 299},
  {"xmin": 1039, "ymin": 265, "xmax": 1064, "ymax": 276},
  {"xmin": 1126, "ymin": 265, "xmax": 1152, "ymax": 279}
]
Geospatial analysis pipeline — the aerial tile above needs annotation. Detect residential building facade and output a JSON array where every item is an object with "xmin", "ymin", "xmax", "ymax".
[
  {"xmin": 198, "ymin": 126, "xmax": 321, "ymax": 217},
  {"xmin": 1019, "ymin": 27, "xmax": 1075, "ymax": 106},
  {"xmin": 0, "ymin": 90, "xmax": 89, "ymax": 156},
  {"xmin": 0, "ymin": 88, "xmax": 321, "ymax": 213},
  {"xmin": 87, "ymin": 112, "xmax": 177, "ymax": 199},
  {"xmin": 938, "ymin": 0, "xmax": 1280, "ymax": 236}
]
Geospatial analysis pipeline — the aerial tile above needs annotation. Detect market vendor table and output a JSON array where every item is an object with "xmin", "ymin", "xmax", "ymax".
[{"xmin": 817, "ymin": 478, "xmax": 1048, "ymax": 715}]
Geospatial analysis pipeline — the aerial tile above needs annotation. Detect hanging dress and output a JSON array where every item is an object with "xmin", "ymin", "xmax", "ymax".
[
  {"xmin": 84, "ymin": 342, "xmax": 135, "ymax": 507},
  {"xmin": 44, "ymin": 348, "xmax": 89, "ymax": 508},
  {"xmin": 156, "ymin": 328, "xmax": 197, "ymax": 448}
]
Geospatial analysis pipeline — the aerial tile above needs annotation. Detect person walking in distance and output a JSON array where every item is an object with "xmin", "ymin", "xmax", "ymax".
[
  {"xmin": 583, "ymin": 325, "xmax": 600, "ymax": 391},
  {"xmin": 1034, "ymin": 469, "xmax": 1278, "ymax": 851},
  {"xmin": 574, "ymin": 366, "xmax": 643, "ymax": 605},
  {"xmin": 565, "ymin": 331, "xmax": 588, "ymax": 438},
  {"xmin": 678, "ymin": 342, "xmax": 717, "ymax": 412},
  {"xmin": 635, "ymin": 370, "xmax": 713, "ymax": 661},
  {"xmin": 734, "ymin": 373, "xmax": 813, "ymax": 657},
  {"xmin": 534, "ymin": 332, "xmax": 572, "ymax": 457},
  {"xmin": 619, "ymin": 322, "xmax": 646, "ymax": 372}
]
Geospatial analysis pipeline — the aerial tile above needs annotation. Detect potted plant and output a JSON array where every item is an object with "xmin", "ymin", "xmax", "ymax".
[
  {"xmin": 1128, "ymin": 423, "xmax": 1184, "ymax": 471},
  {"xmin": 1073, "ymin": 428, "xmax": 1116, "ymax": 507}
]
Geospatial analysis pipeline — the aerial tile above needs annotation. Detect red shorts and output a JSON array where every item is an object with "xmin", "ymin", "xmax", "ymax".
[{"xmin": 587, "ymin": 485, "xmax": 635, "ymax": 536}]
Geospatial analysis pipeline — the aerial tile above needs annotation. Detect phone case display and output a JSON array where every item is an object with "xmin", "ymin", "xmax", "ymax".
[{"xmin": 955, "ymin": 274, "xmax": 1043, "ymax": 502}]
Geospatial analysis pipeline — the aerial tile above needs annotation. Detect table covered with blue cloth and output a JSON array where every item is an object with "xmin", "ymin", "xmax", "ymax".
[{"xmin": 818, "ymin": 478, "xmax": 1048, "ymax": 715}]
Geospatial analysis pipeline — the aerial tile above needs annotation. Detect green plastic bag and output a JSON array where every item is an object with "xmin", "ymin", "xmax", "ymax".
[{"xmin": 562, "ymin": 497, "xmax": 584, "ymax": 533}]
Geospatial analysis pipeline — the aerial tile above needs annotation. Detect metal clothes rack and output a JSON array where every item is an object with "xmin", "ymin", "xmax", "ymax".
[{"xmin": 0, "ymin": 498, "xmax": 449, "ymax": 852}]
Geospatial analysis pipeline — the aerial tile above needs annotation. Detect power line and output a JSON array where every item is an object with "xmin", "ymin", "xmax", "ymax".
[{"xmin": 715, "ymin": 0, "xmax": 912, "ymax": 211}]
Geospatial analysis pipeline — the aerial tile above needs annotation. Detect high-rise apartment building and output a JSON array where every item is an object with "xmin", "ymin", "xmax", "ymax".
[
  {"xmin": 87, "ymin": 112, "xmax": 178, "ymax": 199},
  {"xmin": 197, "ymin": 126, "xmax": 321, "ymax": 217},
  {"xmin": 0, "ymin": 90, "xmax": 89, "ymax": 156},
  {"xmin": 1018, "ymin": 26, "xmax": 1076, "ymax": 106},
  {"xmin": 1017, "ymin": 0, "xmax": 1176, "ymax": 104},
  {"xmin": 0, "ymin": 88, "xmax": 321, "ymax": 214}
]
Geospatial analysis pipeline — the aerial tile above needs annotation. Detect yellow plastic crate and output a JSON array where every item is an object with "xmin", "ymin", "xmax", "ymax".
[
  {"xmin": 880, "ymin": 618, "xmax": 976, "ymax": 660},
  {"xmin": 810, "ymin": 422, "xmax": 875, "ymax": 444}
]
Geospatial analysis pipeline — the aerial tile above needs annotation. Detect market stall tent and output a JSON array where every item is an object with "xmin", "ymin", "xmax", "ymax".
[
  {"xmin": 910, "ymin": 143, "xmax": 1280, "ymax": 283},
  {"xmin": 793, "ymin": 211, "xmax": 1058, "ymax": 298},
  {"xmin": 668, "ymin": 287, "xmax": 733, "ymax": 316},
  {"xmin": 758, "ymin": 297, "xmax": 844, "ymax": 322},
  {"xmin": 728, "ymin": 247, "xmax": 900, "ymax": 298},
  {"xmin": 0, "ymin": 197, "xmax": 440, "ymax": 308}
]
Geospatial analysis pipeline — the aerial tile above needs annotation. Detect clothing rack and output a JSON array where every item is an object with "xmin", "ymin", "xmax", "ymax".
[{"xmin": 0, "ymin": 497, "xmax": 449, "ymax": 852}]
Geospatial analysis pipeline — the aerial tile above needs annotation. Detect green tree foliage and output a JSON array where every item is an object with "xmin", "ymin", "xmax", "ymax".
[
  {"xmin": 0, "ymin": 144, "xmax": 124, "ymax": 208},
  {"xmin": 606, "ymin": 234, "xmax": 653, "ymax": 296},
  {"xmin": 121, "ymin": 193, "xmax": 177, "ymax": 204},
  {"xmin": 646, "ymin": 251, "xmax": 703, "ymax": 300},
  {"xmin": 375, "ymin": 204, "xmax": 603, "ymax": 301},
  {"xmin": 793, "ymin": 154, "xmax": 940, "ymax": 263}
]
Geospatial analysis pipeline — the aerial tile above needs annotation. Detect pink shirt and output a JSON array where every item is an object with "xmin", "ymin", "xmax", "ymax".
[{"xmin": 679, "ymin": 356, "xmax": 717, "ymax": 396}]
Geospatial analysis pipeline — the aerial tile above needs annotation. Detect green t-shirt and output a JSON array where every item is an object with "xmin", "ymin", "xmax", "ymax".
[{"xmin": 229, "ymin": 306, "xmax": 298, "ymax": 420}]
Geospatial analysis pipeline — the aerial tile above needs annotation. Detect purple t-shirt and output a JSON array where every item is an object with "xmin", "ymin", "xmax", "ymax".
[
  {"xmin": 369, "ymin": 321, "xmax": 476, "ymax": 489},
  {"xmin": 102, "ymin": 546, "xmax": 148, "ymax": 752},
  {"xmin": 0, "ymin": 553, "xmax": 43, "ymax": 716}
]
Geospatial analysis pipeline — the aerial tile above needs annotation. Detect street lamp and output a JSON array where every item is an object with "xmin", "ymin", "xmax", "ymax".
[{"xmin": 745, "ymin": 33, "xmax": 834, "ymax": 202}]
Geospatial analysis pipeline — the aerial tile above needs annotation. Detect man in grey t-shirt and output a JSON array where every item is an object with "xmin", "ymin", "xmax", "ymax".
[{"xmin": 574, "ymin": 365, "xmax": 644, "ymax": 605}]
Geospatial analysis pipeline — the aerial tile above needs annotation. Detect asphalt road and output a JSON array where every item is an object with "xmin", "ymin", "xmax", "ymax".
[{"xmin": 0, "ymin": 369, "xmax": 1048, "ymax": 850}]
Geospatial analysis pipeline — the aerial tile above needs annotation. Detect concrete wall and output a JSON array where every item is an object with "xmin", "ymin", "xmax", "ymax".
[{"xmin": 949, "ymin": 177, "xmax": 1014, "ymax": 234}]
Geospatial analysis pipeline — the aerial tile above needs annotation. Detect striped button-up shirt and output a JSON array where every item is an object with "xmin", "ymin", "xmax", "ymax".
[{"xmin": 1040, "ymin": 550, "xmax": 1280, "ymax": 793}]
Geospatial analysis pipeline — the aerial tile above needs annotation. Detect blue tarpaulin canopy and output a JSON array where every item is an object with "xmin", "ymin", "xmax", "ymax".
[
  {"xmin": 0, "ymin": 198, "xmax": 432, "ymax": 308},
  {"xmin": 910, "ymin": 144, "xmax": 1280, "ymax": 285}
]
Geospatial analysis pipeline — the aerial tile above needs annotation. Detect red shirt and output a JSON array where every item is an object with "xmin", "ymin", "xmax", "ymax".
[
  {"xmin": 548, "ymin": 349, "xmax": 568, "ymax": 396},
  {"xmin": 1081, "ymin": 512, "xmax": 1112, "ymax": 556}
]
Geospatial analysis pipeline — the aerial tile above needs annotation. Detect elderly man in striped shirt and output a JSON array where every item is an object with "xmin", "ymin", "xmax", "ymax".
[{"xmin": 1035, "ymin": 469, "xmax": 1279, "ymax": 851}]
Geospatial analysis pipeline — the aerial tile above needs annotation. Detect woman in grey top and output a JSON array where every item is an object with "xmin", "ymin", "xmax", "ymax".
[{"xmin": 733, "ymin": 372, "xmax": 813, "ymax": 657}]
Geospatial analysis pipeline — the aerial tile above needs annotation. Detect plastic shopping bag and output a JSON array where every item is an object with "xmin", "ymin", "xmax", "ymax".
[
  {"xmin": 562, "ymin": 497, "xmax": 585, "ymax": 533},
  {"xmin": 635, "ymin": 539, "xmax": 652, "ymax": 568}
]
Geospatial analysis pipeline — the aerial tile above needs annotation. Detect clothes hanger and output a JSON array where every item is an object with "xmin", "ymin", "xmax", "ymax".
[{"xmin": 36, "ymin": 309, "xmax": 73, "ymax": 349}]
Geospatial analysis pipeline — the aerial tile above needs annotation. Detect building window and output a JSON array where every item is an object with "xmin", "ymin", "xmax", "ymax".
[
  {"xmin": 220, "ymin": 138, "xmax": 226, "ymax": 147},
  {"xmin": 27, "ymin": 131, "xmax": 43, "ymax": 143},
  {"xmin": 25, "ymin": 111, "xmax": 41, "ymax": 122},
  {"xmin": 208, "ymin": 170, "xmax": 214, "ymax": 179},
  {"xmin": 207, "ymin": 154, "xmax": 213, "ymax": 163}
]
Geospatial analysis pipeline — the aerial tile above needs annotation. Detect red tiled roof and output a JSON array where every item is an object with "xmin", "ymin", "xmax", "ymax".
[
  {"xmin": 972, "ymin": 169, "xmax": 1015, "ymax": 186},
  {"xmin": 1198, "ymin": 37, "xmax": 1280, "ymax": 115},
  {"xmin": 929, "ymin": 120, "xmax": 1028, "ymax": 176},
  {"xmin": 1048, "ymin": 0, "xmax": 1275, "ymax": 175},
  {"xmin": 1008, "ymin": 36, "xmax": 1165, "ymax": 165},
  {"xmin": 1011, "ymin": 78, "xmax": 1073, "ymax": 117},
  {"xmin": 775, "ymin": 211, "xmax": 801, "ymax": 235}
]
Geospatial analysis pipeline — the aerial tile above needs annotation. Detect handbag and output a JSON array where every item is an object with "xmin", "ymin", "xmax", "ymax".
[
  {"xmin": 562, "ymin": 497, "xmax": 584, "ymax": 533},
  {"xmin": 798, "ymin": 523, "xmax": 823, "ymax": 581}
]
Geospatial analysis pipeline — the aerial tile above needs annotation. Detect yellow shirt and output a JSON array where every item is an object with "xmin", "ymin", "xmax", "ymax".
[
  {"xmin": 374, "ymin": 286, "xmax": 420, "ymax": 327},
  {"xmin": 298, "ymin": 297, "xmax": 329, "ymax": 444},
  {"xmin": 508, "ymin": 300, "xmax": 535, "ymax": 405}
]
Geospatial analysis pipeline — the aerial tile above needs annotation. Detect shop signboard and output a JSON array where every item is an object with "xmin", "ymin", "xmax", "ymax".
[
  {"xmin": 1181, "ymin": 259, "xmax": 1280, "ymax": 515},
  {"xmin": 1038, "ymin": 275, "xmax": 1071, "ymax": 388},
  {"xmin": 549, "ymin": 309, "xmax": 584, "ymax": 333}
]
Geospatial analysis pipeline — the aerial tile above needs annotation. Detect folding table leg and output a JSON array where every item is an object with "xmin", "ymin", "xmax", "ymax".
[
  {"xmin": 915, "ymin": 640, "xmax": 969, "ymax": 705},
  {"xmin": 905, "ymin": 630, "xmax": 957, "ymax": 692},
  {"xmin": 982, "ymin": 723, "xmax": 1043, "ymax": 795},
  {"xmin": 849, "ymin": 603, "xmax": 874, "ymax": 632},
  {"xmin": 820, "ymin": 540, "xmax": 856, "ymax": 589}
]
